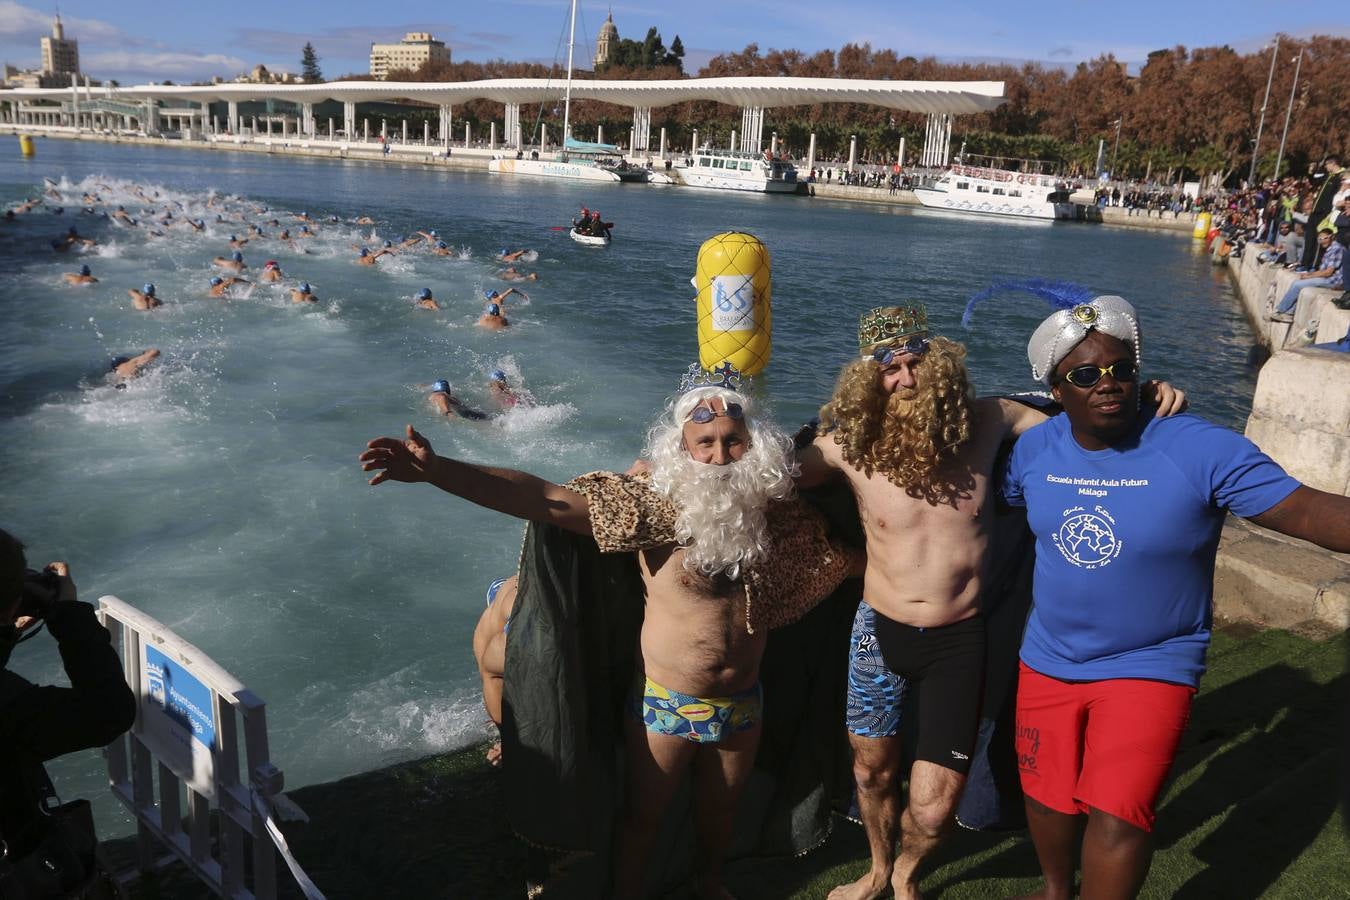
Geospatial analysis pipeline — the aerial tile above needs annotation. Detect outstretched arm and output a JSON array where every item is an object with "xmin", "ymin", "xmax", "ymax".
[
  {"xmin": 360, "ymin": 425, "xmax": 593, "ymax": 535},
  {"xmin": 1248, "ymin": 485, "xmax": 1350, "ymax": 552}
]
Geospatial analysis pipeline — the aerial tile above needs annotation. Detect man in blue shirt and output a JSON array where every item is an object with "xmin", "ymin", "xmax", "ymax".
[{"xmin": 1001, "ymin": 294, "xmax": 1350, "ymax": 899}]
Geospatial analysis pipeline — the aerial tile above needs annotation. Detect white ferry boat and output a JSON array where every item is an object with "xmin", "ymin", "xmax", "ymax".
[
  {"xmin": 914, "ymin": 162, "xmax": 1075, "ymax": 220},
  {"xmin": 675, "ymin": 147, "xmax": 798, "ymax": 193}
]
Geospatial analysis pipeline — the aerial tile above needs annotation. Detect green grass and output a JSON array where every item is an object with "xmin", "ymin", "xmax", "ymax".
[{"xmin": 112, "ymin": 626, "xmax": 1348, "ymax": 899}]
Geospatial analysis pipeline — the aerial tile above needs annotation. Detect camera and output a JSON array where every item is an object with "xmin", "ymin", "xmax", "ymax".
[{"xmin": 19, "ymin": 568, "xmax": 60, "ymax": 619}]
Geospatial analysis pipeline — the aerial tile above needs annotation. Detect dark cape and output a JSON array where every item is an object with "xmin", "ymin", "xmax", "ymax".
[{"xmin": 499, "ymin": 490, "xmax": 863, "ymax": 896}]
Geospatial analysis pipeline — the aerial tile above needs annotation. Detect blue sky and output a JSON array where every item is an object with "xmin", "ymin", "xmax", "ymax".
[{"xmin": 0, "ymin": 0, "xmax": 1343, "ymax": 84}]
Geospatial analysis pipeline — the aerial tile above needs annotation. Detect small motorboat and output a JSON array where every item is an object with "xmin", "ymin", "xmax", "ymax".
[{"xmin": 570, "ymin": 227, "xmax": 611, "ymax": 247}]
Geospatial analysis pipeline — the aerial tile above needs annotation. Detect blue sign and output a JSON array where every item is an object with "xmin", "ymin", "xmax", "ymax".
[{"xmin": 145, "ymin": 646, "xmax": 217, "ymax": 752}]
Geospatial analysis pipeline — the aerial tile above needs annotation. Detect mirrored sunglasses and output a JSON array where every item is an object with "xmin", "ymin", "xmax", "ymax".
[{"xmin": 1059, "ymin": 360, "xmax": 1138, "ymax": 388}]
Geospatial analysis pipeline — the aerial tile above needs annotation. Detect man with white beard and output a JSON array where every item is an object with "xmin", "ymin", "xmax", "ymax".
[{"xmin": 359, "ymin": 365, "xmax": 859, "ymax": 900}]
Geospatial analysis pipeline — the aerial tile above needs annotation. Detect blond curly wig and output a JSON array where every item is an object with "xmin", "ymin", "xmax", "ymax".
[{"xmin": 819, "ymin": 336, "xmax": 974, "ymax": 497}]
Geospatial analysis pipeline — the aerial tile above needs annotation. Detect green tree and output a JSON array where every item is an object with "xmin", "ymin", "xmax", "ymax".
[
  {"xmin": 666, "ymin": 35, "xmax": 685, "ymax": 71},
  {"xmin": 301, "ymin": 42, "xmax": 323, "ymax": 82}
]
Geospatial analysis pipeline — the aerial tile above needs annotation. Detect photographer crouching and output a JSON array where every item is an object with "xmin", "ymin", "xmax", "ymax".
[{"xmin": 0, "ymin": 529, "xmax": 136, "ymax": 897}]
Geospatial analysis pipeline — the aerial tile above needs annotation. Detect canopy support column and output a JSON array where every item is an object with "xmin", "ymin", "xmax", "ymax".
[
  {"xmin": 342, "ymin": 101, "xmax": 355, "ymax": 139},
  {"xmin": 631, "ymin": 106, "xmax": 651, "ymax": 152},
  {"xmin": 739, "ymin": 106, "xmax": 764, "ymax": 153},
  {"xmin": 439, "ymin": 105, "xmax": 451, "ymax": 148},
  {"xmin": 807, "ymin": 132, "xmax": 817, "ymax": 173},
  {"xmin": 848, "ymin": 134, "xmax": 857, "ymax": 172},
  {"xmin": 503, "ymin": 102, "xmax": 520, "ymax": 148}
]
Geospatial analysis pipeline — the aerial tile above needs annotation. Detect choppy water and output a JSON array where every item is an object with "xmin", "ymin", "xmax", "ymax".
[{"xmin": 0, "ymin": 139, "xmax": 1259, "ymax": 835}]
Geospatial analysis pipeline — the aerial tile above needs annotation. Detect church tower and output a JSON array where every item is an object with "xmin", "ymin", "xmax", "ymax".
[{"xmin": 593, "ymin": 11, "xmax": 618, "ymax": 68}]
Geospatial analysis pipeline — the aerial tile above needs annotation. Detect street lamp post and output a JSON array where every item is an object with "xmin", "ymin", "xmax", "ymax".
[
  {"xmin": 1274, "ymin": 49, "xmax": 1302, "ymax": 181},
  {"xmin": 1249, "ymin": 35, "xmax": 1280, "ymax": 185},
  {"xmin": 1110, "ymin": 117, "xmax": 1122, "ymax": 179}
]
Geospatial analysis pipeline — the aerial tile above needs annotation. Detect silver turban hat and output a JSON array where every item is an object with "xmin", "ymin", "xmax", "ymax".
[{"xmin": 961, "ymin": 279, "xmax": 1140, "ymax": 386}]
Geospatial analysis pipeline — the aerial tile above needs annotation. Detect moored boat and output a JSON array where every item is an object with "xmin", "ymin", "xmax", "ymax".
[
  {"xmin": 913, "ymin": 159, "xmax": 1075, "ymax": 220},
  {"xmin": 674, "ymin": 147, "xmax": 798, "ymax": 193}
]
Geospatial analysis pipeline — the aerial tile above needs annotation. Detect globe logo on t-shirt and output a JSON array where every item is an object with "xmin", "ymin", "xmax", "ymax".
[{"xmin": 1053, "ymin": 507, "xmax": 1121, "ymax": 569}]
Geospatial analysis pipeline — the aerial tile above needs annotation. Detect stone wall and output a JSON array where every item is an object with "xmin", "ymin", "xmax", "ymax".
[{"xmin": 1213, "ymin": 241, "xmax": 1350, "ymax": 630}]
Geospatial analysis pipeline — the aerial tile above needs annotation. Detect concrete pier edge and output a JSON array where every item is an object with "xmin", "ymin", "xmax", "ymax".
[{"xmin": 1215, "ymin": 245, "xmax": 1349, "ymax": 632}]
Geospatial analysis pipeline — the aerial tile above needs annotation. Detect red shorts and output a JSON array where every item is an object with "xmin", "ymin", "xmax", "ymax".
[{"xmin": 1015, "ymin": 662, "xmax": 1194, "ymax": 832}]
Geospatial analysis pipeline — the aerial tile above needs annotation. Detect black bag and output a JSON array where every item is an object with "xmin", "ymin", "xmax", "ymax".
[
  {"xmin": 0, "ymin": 766, "xmax": 99, "ymax": 900},
  {"xmin": 1332, "ymin": 291, "xmax": 1350, "ymax": 310}
]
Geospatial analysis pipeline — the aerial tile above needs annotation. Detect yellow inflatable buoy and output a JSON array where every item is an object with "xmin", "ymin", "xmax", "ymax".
[
  {"xmin": 18, "ymin": 134, "xmax": 34, "ymax": 158},
  {"xmin": 693, "ymin": 232, "xmax": 772, "ymax": 377},
  {"xmin": 1191, "ymin": 211, "xmax": 1211, "ymax": 238}
]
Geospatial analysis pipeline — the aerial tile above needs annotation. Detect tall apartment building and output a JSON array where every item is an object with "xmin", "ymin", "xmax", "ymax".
[
  {"xmin": 369, "ymin": 33, "xmax": 450, "ymax": 80},
  {"xmin": 40, "ymin": 14, "xmax": 79, "ymax": 79}
]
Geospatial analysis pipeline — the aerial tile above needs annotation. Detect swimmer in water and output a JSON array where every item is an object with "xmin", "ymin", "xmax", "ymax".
[
  {"xmin": 290, "ymin": 282, "xmax": 318, "ymax": 304},
  {"xmin": 295, "ymin": 225, "xmax": 314, "ymax": 240},
  {"xmin": 416, "ymin": 229, "xmax": 440, "ymax": 243},
  {"xmin": 354, "ymin": 215, "xmax": 375, "ymax": 225},
  {"xmin": 485, "ymin": 287, "xmax": 529, "ymax": 305},
  {"xmin": 497, "ymin": 248, "xmax": 533, "ymax": 263},
  {"xmin": 356, "ymin": 246, "xmax": 396, "ymax": 266},
  {"xmin": 427, "ymin": 380, "xmax": 489, "ymax": 420},
  {"xmin": 430, "ymin": 241, "xmax": 454, "ymax": 257},
  {"xmin": 128, "ymin": 283, "xmax": 162, "ymax": 310},
  {"xmin": 498, "ymin": 266, "xmax": 538, "ymax": 283},
  {"xmin": 209, "ymin": 275, "xmax": 249, "ymax": 297},
  {"xmin": 259, "ymin": 260, "xmax": 283, "ymax": 282},
  {"xmin": 63, "ymin": 264, "xmax": 98, "ymax": 285},
  {"xmin": 111, "ymin": 206, "xmax": 136, "ymax": 226},
  {"xmin": 186, "ymin": 218, "xmax": 206, "ymax": 232},
  {"xmin": 477, "ymin": 301, "xmax": 510, "ymax": 330},
  {"xmin": 487, "ymin": 370, "xmax": 524, "ymax": 409},
  {"xmin": 414, "ymin": 287, "xmax": 440, "ymax": 310},
  {"xmin": 295, "ymin": 211, "xmax": 313, "ymax": 222},
  {"xmin": 213, "ymin": 251, "xmax": 247, "ymax": 272},
  {"xmin": 397, "ymin": 234, "xmax": 423, "ymax": 249},
  {"xmin": 109, "ymin": 348, "xmax": 159, "ymax": 382},
  {"xmin": 230, "ymin": 233, "xmax": 250, "ymax": 247}
]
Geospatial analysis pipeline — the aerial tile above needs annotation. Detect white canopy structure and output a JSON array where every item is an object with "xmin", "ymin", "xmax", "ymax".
[{"xmin": 0, "ymin": 75, "xmax": 1004, "ymax": 162}]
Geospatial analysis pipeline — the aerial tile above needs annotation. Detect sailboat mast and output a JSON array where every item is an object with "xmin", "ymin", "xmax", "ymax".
[{"xmin": 562, "ymin": 0, "xmax": 577, "ymax": 145}]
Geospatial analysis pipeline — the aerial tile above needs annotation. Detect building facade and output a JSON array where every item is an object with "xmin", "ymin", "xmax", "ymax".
[
  {"xmin": 593, "ymin": 13, "xmax": 618, "ymax": 68},
  {"xmin": 40, "ymin": 14, "xmax": 79, "ymax": 78},
  {"xmin": 369, "ymin": 33, "xmax": 451, "ymax": 80}
]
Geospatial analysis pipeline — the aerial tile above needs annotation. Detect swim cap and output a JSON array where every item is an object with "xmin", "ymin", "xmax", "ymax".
[
  {"xmin": 489, "ymin": 370, "xmax": 507, "ymax": 382},
  {"xmin": 210, "ymin": 276, "xmax": 223, "ymax": 286},
  {"xmin": 110, "ymin": 355, "xmax": 130, "ymax": 370},
  {"xmin": 301, "ymin": 225, "xmax": 310, "ymax": 233},
  {"xmin": 79, "ymin": 264, "xmax": 90, "ymax": 276},
  {"xmin": 383, "ymin": 240, "xmax": 392, "ymax": 248},
  {"xmin": 436, "ymin": 241, "xmax": 447, "ymax": 249},
  {"xmin": 498, "ymin": 248, "xmax": 507, "ymax": 256},
  {"xmin": 67, "ymin": 226, "xmax": 77, "ymax": 235},
  {"xmin": 581, "ymin": 207, "xmax": 588, "ymax": 213},
  {"xmin": 300, "ymin": 211, "xmax": 306, "ymax": 217},
  {"xmin": 265, "ymin": 260, "xmax": 278, "ymax": 268},
  {"xmin": 429, "ymin": 230, "xmax": 437, "ymax": 237},
  {"xmin": 484, "ymin": 290, "xmax": 499, "ymax": 301},
  {"xmin": 486, "ymin": 303, "xmax": 501, "ymax": 315},
  {"xmin": 416, "ymin": 288, "xmax": 431, "ymax": 300},
  {"xmin": 431, "ymin": 379, "xmax": 451, "ymax": 394},
  {"xmin": 299, "ymin": 282, "xmax": 311, "ymax": 293},
  {"xmin": 229, "ymin": 234, "xmax": 237, "ymax": 241},
  {"xmin": 117, "ymin": 205, "xmax": 124, "ymax": 211},
  {"xmin": 143, "ymin": 283, "xmax": 155, "ymax": 296},
  {"xmin": 232, "ymin": 251, "xmax": 243, "ymax": 262},
  {"xmin": 360, "ymin": 247, "xmax": 369, "ymax": 256}
]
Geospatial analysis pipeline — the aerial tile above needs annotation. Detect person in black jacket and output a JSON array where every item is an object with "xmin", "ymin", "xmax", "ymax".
[
  {"xmin": 0, "ymin": 529, "xmax": 136, "ymax": 858},
  {"xmin": 1299, "ymin": 156, "xmax": 1343, "ymax": 269}
]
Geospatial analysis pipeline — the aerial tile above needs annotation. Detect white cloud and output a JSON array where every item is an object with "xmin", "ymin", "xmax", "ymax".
[
  {"xmin": 83, "ymin": 50, "xmax": 247, "ymax": 80},
  {"xmin": 0, "ymin": 1, "xmax": 123, "ymax": 42}
]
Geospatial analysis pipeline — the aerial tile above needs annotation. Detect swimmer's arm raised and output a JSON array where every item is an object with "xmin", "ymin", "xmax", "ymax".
[{"xmin": 360, "ymin": 425, "xmax": 592, "ymax": 534}]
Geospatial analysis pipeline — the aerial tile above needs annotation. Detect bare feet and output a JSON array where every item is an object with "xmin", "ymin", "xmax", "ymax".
[
  {"xmin": 485, "ymin": 740, "xmax": 502, "ymax": 767},
  {"xmin": 828, "ymin": 870, "xmax": 893, "ymax": 900},
  {"xmin": 890, "ymin": 874, "xmax": 924, "ymax": 900}
]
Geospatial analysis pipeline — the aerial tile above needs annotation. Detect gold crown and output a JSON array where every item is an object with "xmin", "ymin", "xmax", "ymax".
[{"xmin": 858, "ymin": 305, "xmax": 929, "ymax": 351}]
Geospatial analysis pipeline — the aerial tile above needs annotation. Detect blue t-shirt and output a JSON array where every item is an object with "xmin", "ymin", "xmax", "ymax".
[{"xmin": 1002, "ymin": 412, "xmax": 1299, "ymax": 687}]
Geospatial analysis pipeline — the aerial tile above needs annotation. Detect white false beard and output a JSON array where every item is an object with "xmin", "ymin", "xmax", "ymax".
[{"xmin": 650, "ymin": 454, "xmax": 780, "ymax": 580}]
